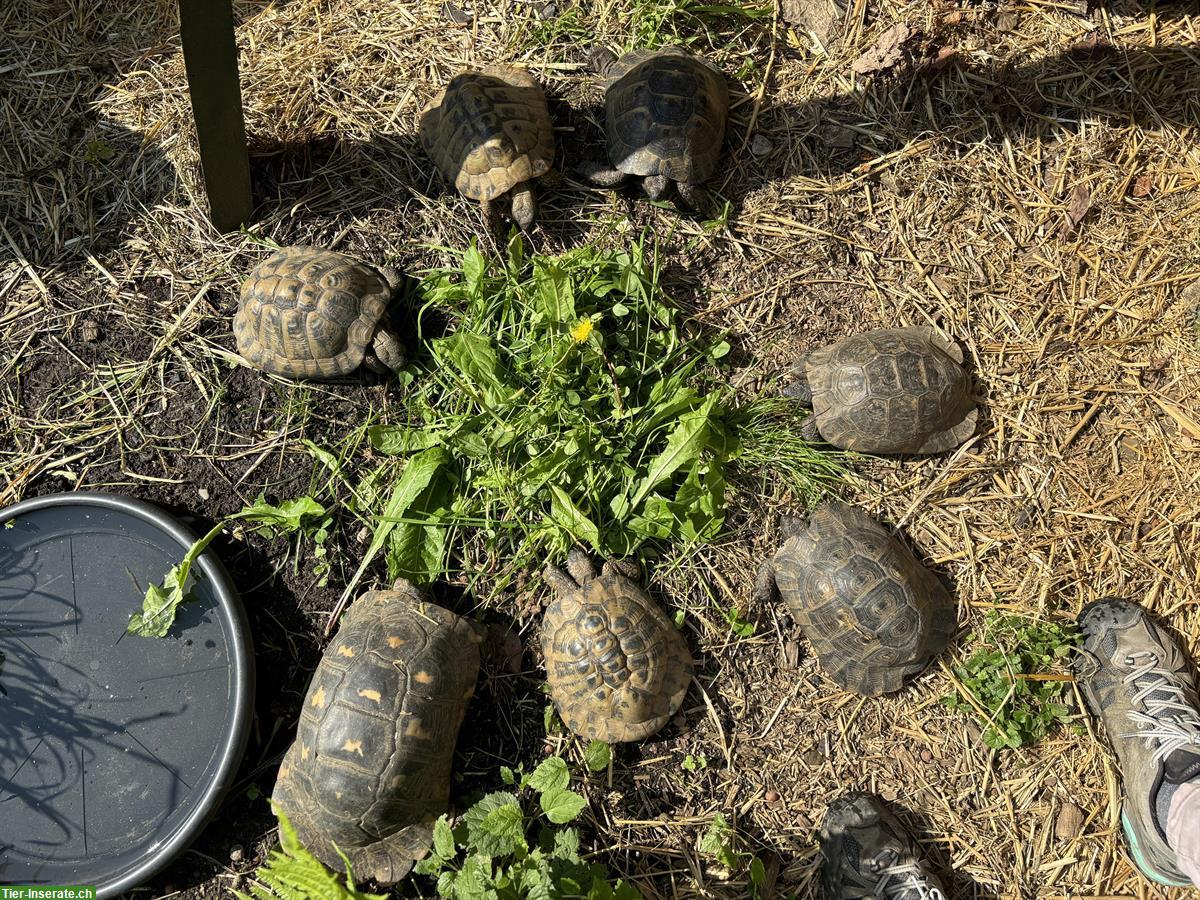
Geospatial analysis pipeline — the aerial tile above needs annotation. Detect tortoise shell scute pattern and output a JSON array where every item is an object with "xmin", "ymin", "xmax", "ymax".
[
  {"xmin": 772, "ymin": 502, "xmax": 955, "ymax": 696},
  {"xmin": 542, "ymin": 571, "xmax": 692, "ymax": 743},
  {"xmin": 806, "ymin": 327, "xmax": 976, "ymax": 455},
  {"xmin": 603, "ymin": 47, "xmax": 728, "ymax": 183},
  {"xmin": 234, "ymin": 246, "xmax": 393, "ymax": 378},
  {"xmin": 273, "ymin": 589, "xmax": 481, "ymax": 883},
  {"xmin": 419, "ymin": 65, "xmax": 554, "ymax": 202}
]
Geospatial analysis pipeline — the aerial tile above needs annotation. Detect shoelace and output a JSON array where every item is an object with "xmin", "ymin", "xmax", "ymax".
[
  {"xmin": 1119, "ymin": 651, "xmax": 1200, "ymax": 760},
  {"xmin": 874, "ymin": 861, "xmax": 946, "ymax": 900}
]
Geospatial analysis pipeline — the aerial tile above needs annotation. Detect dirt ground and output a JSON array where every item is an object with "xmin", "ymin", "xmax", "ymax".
[{"xmin": 2, "ymin": 0, "xmax": 1200, "ymax": 897}]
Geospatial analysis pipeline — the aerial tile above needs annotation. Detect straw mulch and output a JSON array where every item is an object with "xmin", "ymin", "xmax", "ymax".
[{"xmin": 2, "ymin": 0, "xmax": 1199, "ymax": 897}]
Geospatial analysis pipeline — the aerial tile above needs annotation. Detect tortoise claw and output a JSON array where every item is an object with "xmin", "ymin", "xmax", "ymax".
[
  {"xmin": 752, "ymin": 559, "xmax": 779, "ymax": 606},
  {"xmin": 566, "ymin": 548, "xmax": 597, "ymax": 584},
  {"xmin": 542, "ymin": 563, "xmax": 578, "ymax": 598},
  {"xmin": 390, "ymin": 578, "xmax": 425, "ymax": 602},
  {"xmin": 601, "ymin": 558, "xmax": 641, "ymax": 581}
]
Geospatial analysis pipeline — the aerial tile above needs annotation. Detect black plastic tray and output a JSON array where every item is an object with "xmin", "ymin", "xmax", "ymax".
[{"xmin": 0, "ymin": 492, "xmax": 254, "ymax": 896}]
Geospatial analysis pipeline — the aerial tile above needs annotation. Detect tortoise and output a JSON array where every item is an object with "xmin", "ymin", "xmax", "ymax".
[
  {"xmin": 580, "ymin": 46, "xmax": 729, "ymax": 207},
  {"xmin": 754, "ymin": 502, "xmax": 955, "ymax": 696},
  {"xmin": 541, "ymin": 550, "xmax": 692, "ymax": 742},
  {"xmin": 273, "ymin": 579, "xmax": 483, "ymax": 883},
  {"xmin": 420, "ymin": 65, "xmax": 556, "ymax": 229},
  {"xmin": 234, "ymin": 246, "xmax": 405, "ymax": 379},
  {"xmin": 784, "ymin": 327, "xmax": 977, "ymax": 455}
]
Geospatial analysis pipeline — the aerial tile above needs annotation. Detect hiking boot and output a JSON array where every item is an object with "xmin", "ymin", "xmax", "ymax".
[
  {"xmin": 1075, "ymin": 597, "xmax": 1200, "ymax": 887},
  {"xmin": 820, "ymin": 792, "xmax": 947, "ymax": 899}
]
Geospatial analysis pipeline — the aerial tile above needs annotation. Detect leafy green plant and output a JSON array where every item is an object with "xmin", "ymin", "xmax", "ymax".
[
  {"xmin": 681, "ymin": 753, "xmax": 708, "ymax": 772},
  {"xmin": 417, "ymin": 757, "xmax": 642, "ymax": 899},
  {"xmin": 352, "ymin": 235, "xmax": 841, "ymax": 599},
  {"xmin": 128, "ymin": 494, "xmax": 329, "ymax": 637},
  {"xmin": 722, "ymin": 606, "xmax": 754, "ymax": 638},
  {"xmin": 943, "ymin": 612, "xmax": 1080, "ymax": 750},
  {"xmin": 235, "ymin": 807, "xmax": 384, "ymax": 900},
  {"xmin": 698, "ymin": 813, "xmax": 742, "ymax": 872},
  {"xmin": 584, "ymin": 740, "xmax": 612, "ymax": 773}
]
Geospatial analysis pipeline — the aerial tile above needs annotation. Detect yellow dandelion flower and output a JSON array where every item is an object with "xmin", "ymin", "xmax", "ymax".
[{"xmin": 570, "ymin": 319, "xmax": 594, "ymax": 343}]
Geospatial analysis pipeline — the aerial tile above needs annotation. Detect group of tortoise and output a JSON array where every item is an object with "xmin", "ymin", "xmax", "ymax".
[{"xmin": 237, "ymin": 46, "xmax": 978, "ymax": 888}]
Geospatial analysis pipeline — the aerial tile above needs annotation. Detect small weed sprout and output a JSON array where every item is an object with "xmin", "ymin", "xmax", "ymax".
[{"xmin": 943, "ymin": 612, "xmax": 1081, "ymax": 750}]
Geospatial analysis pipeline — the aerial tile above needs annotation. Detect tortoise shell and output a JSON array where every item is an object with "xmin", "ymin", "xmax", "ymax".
[
  {"xmin": 541, "ymin": 553, "xmax": 692, "ymax": 742},
  {"xmin": 771, "ymin": 502, "xmax": 955, "ymax": 696},
  {"xmin": 603, "ymin": 47, "xmax": 728, "ymax": 183},
  {"xmin": 804, "ymin": 327, "xmax": 976, "ymax": 455},
  {"xmin": 420, "ymin": 65, "xmax": 554, "ymax": 202},
  {"xmin": 272, "ymin": 582, "xmax": 482, "ymax": 883},
  {"xmin": 234, "ymin": 246, "xmax": 398, "ymax": 378}
]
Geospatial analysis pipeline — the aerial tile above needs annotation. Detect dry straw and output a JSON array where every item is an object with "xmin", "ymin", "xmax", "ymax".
[{"xmin": 2, "ymin": 0, "xmax": 1199, "ymax": 896}]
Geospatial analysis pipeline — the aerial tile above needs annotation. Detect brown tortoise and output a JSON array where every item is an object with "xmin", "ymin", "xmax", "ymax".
[
  {"xmin": 754, "ymin": 502, "xmax": 955, "ymax": 696},
  {"xmin": 420, "ymin": 65, "xmax": 555, "ymax": 229},
  {"xmin": 234, "ymin": 246, "xmax": 405, "ymax": 379},
  {"xmin": 580, "ymin": 46, "xmax": 729, "ymax": 207},
  {"xmin": 273, "ymin": 580, "xmax": 483, "ymax": 883},
  {"xmin": 784, "ymin": 327, "xmax": 977, "ymax": 455},
  {"xmin": 542, "ymin": 550, "xmax": 692, "ymax": 742}
]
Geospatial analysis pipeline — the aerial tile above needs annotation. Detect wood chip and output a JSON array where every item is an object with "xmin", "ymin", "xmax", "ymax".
[
  {"xmin": 1056, "ymin": 802, "xmax": 1086, "ymax": 841},
  {"xmin": 851, "ymin": 22, "xmax": 913, "ymax": 76}
]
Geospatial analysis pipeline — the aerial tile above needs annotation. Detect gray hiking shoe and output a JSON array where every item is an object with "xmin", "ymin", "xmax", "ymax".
[
  {"xmin": 820, "ymin": 792, "xmax": 947, "ymax": 899},
  {"xmin": 1075, "ymin": 597, "xmax": 1200, "ymax": 887}
]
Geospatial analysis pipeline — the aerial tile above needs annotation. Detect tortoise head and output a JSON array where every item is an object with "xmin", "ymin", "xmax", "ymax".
[{"xmin": 586, "ymin": 45, "xmax": 619, "ymax": 75}]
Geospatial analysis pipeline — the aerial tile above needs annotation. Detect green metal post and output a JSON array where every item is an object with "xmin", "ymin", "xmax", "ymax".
[{"xmin": 179, "ymin": 0, "xmax": 253, "ymax": 232}]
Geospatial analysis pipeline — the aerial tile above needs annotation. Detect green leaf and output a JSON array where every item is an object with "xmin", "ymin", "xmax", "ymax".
[
  {"xmin": 240, "ymin": 495, "xmax": 327, "ymax": 537},
  {"xmin": 551, "ymin": 828, "xmax": 581, "ymax": 861},
  {"xmin": 368, "ymin": 424, "xmax": 441, "ymax": 455},
  {"xmin": 127, "ymin": 521, "xmax": 225, "ymax": 637},
  {"xmin": 533, "ymin": 260, "xmax": 576, "ymax": 323},
  {"xmin": 750, "ymin": 856, "xmax": 766, "ymax": 892},
  {"xmin": 539, "ymin": 785, "xmax": 587, "ymax": 824},
  {"xmin": 464, "ymin": 792, "xmax": 526, "ymax": 858},
  {"xmin": 339, "ymin": 447, "xmax": 449, "ymax": 605},
  {"xmin": 462, "ymin": 242, "xmax": 486, "ymax": 294},
  {"xmin": 236, "ymin": 805, "xmax": 386, "ymax": 900},
  {"xmin": 434, "ymin": 815, "xmax": 456, "ymax": 860},
  {"xmin": 546, "ymin": 486, "xmax": 602, "ymax": 551},
  {"xmin": 436, "ymin": 331, "xmax": 516, "ymax": 406},
  {"xmin": 584, "ymin": 740, "xmax": 611, "ymax": 773},
  {"xmin": 621, "ymin": 395, "xmax": 719, "ymax": 516},
  {"xmin": 527, "ymin": 756, "xmax": 570, "ymax": 794},
  {"xmin": 500, "ymin": 766, "xmax": 517, "ymax": 786},
  {"xmin": 723, "ymin": 606, "xmax": 755, "ymax": 639},
  {"xmin": 699, "ymin": 813, "xmax": 740, "ymax": 870}
]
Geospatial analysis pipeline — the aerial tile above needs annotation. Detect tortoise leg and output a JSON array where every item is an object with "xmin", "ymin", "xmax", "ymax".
[
  {"xmin": 800, "ymin": 414, "xmax": 822, "ymax": 444},
  {"xmin": 674, "ymin": 180, "xmax": 706, "ymax": 212},
  {"xmin": 542, "ymin": 562, "xmax": 578, "ymax": 598},
  {"xmin": 781, "ymin": 359, "xmax": 812, "ymax": 404},
  {"xmin": 601, "ymin": 558, "xmax": 641, "ymax": 581},
  {"xmin": 751, "ymin": 558, "xmax": 779, "ymax": 605},
  {"xmin": 566, "ymin": 548, "xmax": 597, "ymax": 584},
  {"xmin": 480, "ymin": 194, "xmax": 500, "ymax": 230},
  {"xmin": 779, "ymin": 515, "xmax": 807, "ymax": 539},
  {"xmin": 390, "ymin": 577, "xmax": 425, "ymax": 603},
  {"xmin": 576, "ymin": 160, "xmax": 629, "ymax": 188},
  {"xmin": 642, "ymin": 173, "xmax": 671, "ymax": 200},
  {"xmin": 371, "ymin": 328, "xmax": 406, "ymax": 374},
  {"xmin": 586, "ymin": 45, "xmax": 618, "ymax": 74},
  {"xmin": 348, "ymin": 822, "xmax": 432, "ymax": 885},
  {"xmin": 509, "ymin": 184, "xmax": 537, "ymax": 230}
]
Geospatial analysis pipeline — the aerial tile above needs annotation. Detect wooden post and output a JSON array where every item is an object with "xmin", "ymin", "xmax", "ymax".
[{"xmin": 179, "ymin": 0, "xmax": 253, "ymax": 232}]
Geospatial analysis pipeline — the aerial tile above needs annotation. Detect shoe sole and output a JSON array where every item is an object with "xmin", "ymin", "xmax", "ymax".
[{"xmin": 1121, "ymin": 809, "xmax": 1190, "ymax": 887}]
